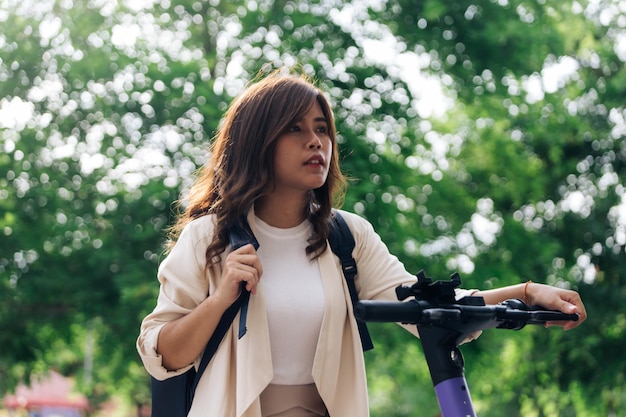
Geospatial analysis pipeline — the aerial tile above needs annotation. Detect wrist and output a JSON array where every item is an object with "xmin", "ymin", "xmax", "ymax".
[
  {"xmin": 523, "ymin": 280, "xmax": 534, "ymax": 305},
  {"xmin": 204, "ymin": 291, "xmax": 232, "ymax": 314}
]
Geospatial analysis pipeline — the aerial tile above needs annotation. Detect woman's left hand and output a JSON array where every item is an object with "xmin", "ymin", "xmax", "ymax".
[{"xmin": 525, "ymin": 283, "xmax": 587, "ymax": 330}]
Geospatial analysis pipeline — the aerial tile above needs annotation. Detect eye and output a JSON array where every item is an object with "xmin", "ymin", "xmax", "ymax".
[
  {"xmin": 315, "ymin": 124, "xmax": 328, "ymax": 134},
  {"xmin": 287, "ymin": 124, "xmax": 301, "ymax": 132}
]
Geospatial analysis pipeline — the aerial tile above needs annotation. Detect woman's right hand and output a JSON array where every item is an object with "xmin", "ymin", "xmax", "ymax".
[{"xmin": 212, "ymin": 243, "xmax": 263, "ymax": 308}]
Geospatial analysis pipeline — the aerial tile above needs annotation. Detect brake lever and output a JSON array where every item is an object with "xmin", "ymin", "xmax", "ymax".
[{"xmin": 497, "ymin": 299, "xmax": 579, "ymax": 329}]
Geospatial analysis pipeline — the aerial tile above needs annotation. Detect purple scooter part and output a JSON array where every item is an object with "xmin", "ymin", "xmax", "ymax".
[{"xmin": 435, "ymin": 377, "xmax": 476, "ymax": 417}]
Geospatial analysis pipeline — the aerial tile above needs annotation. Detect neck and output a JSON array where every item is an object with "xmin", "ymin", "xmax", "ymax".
[{"xmin": 255, "ymin": 193, "xmax": 308, "ymax": 228}]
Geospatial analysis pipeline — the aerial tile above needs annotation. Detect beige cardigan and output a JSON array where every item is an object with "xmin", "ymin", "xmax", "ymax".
[{"xmin": 137, "ymin": 209, "xmax": 475, "ymax": 417}]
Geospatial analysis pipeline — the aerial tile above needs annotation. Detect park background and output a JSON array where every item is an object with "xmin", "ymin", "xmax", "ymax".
[{"xmin": 1, "ymin": 0, "xmax": 625, "ymax": 415}]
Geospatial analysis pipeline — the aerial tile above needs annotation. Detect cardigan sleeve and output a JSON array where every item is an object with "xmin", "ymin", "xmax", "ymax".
[
  {"xmin": 136, "ymin": 216, "xmax": 217, "ymax": 380},
  {"xmin": 338, "ymin": 210, "xmax": 481, "ymax": 343},
  {"xmin": 337, "ymin": 210, "xmax": 477, "ymax": 301}
]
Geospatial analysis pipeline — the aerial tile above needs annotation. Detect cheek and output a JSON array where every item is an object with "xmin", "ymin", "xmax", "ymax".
[
  {"xmin": 324, "ymin": 140, "xmax": 334, "ymax": 159},
  {"xmin": 272, "ymin": 141, "xmax": 288, "ymax": 163},
  {"xmin": 272, "ymin": 147, "xmax": 294, "ymax": 175},
  {"xmin": 276, "ymin": 144, "xmax": 298, "ymax": 162}
]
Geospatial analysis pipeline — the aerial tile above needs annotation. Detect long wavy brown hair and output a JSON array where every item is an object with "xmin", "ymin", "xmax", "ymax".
[{"xmin": 166, "ymin": 70, "xmax": 347, "ymax": 266}]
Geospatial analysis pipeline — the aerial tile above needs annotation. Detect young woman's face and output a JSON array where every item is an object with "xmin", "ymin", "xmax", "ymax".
[{"xmin": 271, "ymin": 100, "xmax": 332, "ymax": 197}]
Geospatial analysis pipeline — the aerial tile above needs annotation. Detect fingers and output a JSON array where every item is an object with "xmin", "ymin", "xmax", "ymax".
[
  {"xmin": 555, "ymin": 294, "xmax": 587, "ymax": 330},
  {"xmin": 540, "ymin": 288, "xmax": 587, "ymax": 330},
  {"xmin": 460, "ymin": 330, "xmax": 483, "ymax": 344},
  {"xmin": 229, "ymin": 260, "xmax": 262, "ymax": 294},
  {"xmin": 218, "ymin": 244, "xmax": 263, "ymax": 304}
]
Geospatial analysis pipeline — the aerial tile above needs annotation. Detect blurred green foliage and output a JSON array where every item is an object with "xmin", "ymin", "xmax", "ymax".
[{"xmin": 1, "ymin": 0, "xmax": 625, "ymax": 415}]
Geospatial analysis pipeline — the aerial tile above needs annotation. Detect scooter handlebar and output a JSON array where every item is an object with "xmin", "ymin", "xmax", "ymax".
[{"xmin": 354, "ymin": 298, "xmax": 579, "ymax": 331}]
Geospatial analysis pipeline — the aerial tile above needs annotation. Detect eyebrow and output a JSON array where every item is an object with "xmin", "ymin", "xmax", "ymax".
[{"xmin": 293, "ymin": 116, "xmax": 328, "ymax": 124}]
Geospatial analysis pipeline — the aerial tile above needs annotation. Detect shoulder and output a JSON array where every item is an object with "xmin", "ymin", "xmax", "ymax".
[
  {"xmin": 175, "ymin": 214, "xmax": 218, "ymax": 247},
  {"xmin": 333, "ymin": 209, "xmax": 373, "ymax": 227},
  {"xmin": 187, "ymin": 214, "xmax": 217, "ymax": 230},
  {"xmin": 331, "ymin": 209, "xmax": 377, "ymax": 241}
]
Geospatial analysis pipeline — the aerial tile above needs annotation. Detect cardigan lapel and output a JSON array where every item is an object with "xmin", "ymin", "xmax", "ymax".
[
  {"xmin": 312, "ymin": 248, "xmax": 369, "ymax": 416},
  {"xmin": 235, "ymin": 210, "xmax": 274, "ymax": 417},
  {"xmin": 235, "ymin": 284, "xmax": 273, "ymax": 417}
]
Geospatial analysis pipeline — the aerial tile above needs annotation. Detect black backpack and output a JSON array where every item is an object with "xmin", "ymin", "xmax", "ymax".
[
  {"xmin": 327, "ymin": 210, "xmax": 374, "ymax": 351},
  {"xmin": 149, "ymin": 210, "xmax": 372, "ymax": 417}
]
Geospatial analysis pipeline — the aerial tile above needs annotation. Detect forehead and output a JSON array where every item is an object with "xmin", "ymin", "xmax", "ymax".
[{"xmin": 292, "ymin": 99, "xmax": 326, "ymax": 121}]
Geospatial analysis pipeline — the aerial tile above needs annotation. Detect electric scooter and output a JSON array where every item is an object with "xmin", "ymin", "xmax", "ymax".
[{"xmin": 355, "ymin": 270, "xmax": 580, "ymax": 417}]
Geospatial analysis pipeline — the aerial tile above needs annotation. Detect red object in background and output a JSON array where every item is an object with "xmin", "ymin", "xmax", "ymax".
[{"xmin": 4, "ymin": 370, "xmax": 89, "ymax": 412}]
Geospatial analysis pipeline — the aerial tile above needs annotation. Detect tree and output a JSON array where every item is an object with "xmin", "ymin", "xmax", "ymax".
[{"xmin": 1, "ymin": 0, "xmax": 624, "ymax": 415}]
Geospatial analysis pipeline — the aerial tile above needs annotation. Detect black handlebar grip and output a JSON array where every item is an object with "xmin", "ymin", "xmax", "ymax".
[
  {"xmin": 354, "ymin": 300, "xmax": 422, "ymax": 324},
  {"xmin": 528, "ymin": 311, "xmax": 580, "ymax": 323}
]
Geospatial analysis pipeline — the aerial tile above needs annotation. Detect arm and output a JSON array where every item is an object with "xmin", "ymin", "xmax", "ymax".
[
  {"xmin": 137, "ymin": 216, "xmax": 264, "ymax": 376},
  {"xmin": 335, "ymin": 211, "xmax": 586, "ymax": 332},
  {"xmin": 157, "ymin": 243, "xmax": 263, "ymax": 370},
  {"xmin": 474, "ymin": 281, "xmax": 587, "ymax": 330}
]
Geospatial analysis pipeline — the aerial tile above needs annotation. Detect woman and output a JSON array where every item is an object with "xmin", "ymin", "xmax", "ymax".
[{"xmin": 137, "ymin": 70, "xmax": 586, "ymax": 417}]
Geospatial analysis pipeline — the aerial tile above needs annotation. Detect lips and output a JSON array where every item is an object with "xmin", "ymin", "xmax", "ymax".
[{"xmin": 304, "ymin": 155, "xmax": 325, "ymax": 166}]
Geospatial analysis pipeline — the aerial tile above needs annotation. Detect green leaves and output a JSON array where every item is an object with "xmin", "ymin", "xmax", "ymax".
[{"xmin": 2, "ymin": 0, "xmax": 625, "ymax": 414}]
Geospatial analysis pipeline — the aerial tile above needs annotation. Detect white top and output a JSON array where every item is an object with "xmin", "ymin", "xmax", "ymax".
[{"xmin": 255, "ymin": 217, "xmax": 325, "ymax": 385}]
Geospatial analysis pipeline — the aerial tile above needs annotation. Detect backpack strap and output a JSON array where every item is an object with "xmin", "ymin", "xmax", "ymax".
[
  {"xmin": 228, "ymin": 218, "xmax": 260, "ymax": 339},
  {"xmin": 190, "ymin": 291, "xmax": 244, "ymax": 398},
  {"xmin": 328, "ymin": 210, "xmax": 374, "ymax": 351},
  {"xmin": 190, "ymin": 218, "xmax": 259, "ymax": 398}
]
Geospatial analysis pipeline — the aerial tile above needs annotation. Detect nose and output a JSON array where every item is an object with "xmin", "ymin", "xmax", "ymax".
[{"xmin": 307, "ymin": 132, "xmax": 322, "ymax": 149}]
